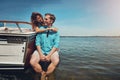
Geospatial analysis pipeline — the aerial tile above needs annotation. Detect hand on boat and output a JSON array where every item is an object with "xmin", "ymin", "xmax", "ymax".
[{"xmin": 4, "ymin": 27, "xmax": 8, "ymax": 31}]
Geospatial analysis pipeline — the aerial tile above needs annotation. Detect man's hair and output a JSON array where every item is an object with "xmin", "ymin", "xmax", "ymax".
[{"xmin": 45, "ymin": 13, "xmax": 56, "ymax": 23}]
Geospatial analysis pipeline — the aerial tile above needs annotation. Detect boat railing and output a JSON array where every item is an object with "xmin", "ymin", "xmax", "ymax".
[{"xmin": 0, "ymin": 20, "xmax": 32, "ymax": 32}]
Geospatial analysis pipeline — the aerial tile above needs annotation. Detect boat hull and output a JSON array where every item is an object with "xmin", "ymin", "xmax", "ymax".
[{"xmin": 0, "ymin": 32, "xmax": 36, "ymax": 70}]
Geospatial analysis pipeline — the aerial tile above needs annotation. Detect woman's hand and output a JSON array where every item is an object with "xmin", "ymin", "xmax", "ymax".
[{"xmin": 47, "ymin": 28, "xmax": 56, "ymax": 31}]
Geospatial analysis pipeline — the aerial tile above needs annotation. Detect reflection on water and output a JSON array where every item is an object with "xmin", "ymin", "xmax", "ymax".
[
  {"xmin": 55, "ymin": 37, "xmax": 120, "ymax": 80},
  {"xmin": 0, "ymin": 69, "xmax": 55, "ymax": 80}
]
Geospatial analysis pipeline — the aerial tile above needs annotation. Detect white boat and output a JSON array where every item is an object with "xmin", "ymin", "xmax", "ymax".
[{"xmin": 0, "ymin": 20, "xmax": 36, "ymax": 70}]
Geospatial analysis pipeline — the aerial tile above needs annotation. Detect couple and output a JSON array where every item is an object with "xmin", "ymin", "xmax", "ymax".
[{"xmin": 29, "ymin": 12, "xmax": 60, "ymax": 80}]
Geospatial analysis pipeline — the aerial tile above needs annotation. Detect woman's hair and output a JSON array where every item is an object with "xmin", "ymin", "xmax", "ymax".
[{"xmin": 31, "ymin": 12, "xmax": 44, "ymax": 30}]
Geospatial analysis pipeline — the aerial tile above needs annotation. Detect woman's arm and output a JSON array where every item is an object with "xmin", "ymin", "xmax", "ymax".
[
  {"xmin": 33, "ymin": 25, "xmax": 58, "ymax": 33},
  {"xmin": 34, "ymin": 26, "xmax": 47, "ymax": 33},
  {"xmin": 47, "ymin": 27, "xmax": 58, "ymax": 32}
]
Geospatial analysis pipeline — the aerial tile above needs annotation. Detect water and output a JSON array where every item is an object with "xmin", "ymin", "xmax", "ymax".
[{"xmin": 0, "ymin": 36, "xmax": 120, "ymax": 80}]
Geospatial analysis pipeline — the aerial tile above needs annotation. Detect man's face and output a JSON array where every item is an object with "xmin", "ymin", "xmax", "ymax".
[{"xmin": 44, "ymin": 15, "xmax": 52, "ymax": 26}]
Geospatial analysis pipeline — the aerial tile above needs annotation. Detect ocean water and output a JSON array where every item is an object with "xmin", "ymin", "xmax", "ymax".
[
  {"xmin": 0, "ymin": 36, "xmax": 120, "ymax": 80},
  {"xmin": 56, "ymin": 36, "xmax": 120, "ymax": 80}
]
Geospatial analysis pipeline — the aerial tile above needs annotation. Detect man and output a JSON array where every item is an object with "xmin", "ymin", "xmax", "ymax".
[{"xmin": 30, "ymin": 13, "xmax": 60, "ymax": 80}]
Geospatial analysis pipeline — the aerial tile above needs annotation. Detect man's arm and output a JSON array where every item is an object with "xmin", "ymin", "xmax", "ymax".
[
  {"xmin": 36, "ymin": 46, "xmax": 45, "ymax": 61},
  {"xmin": 35, "ymin": 34, "xmax": 45, "ymax": 60},
  {"xmin": 46, "ymin": 32, "xmax": 60, "ymax": 61},
  {"xmin": 46, "ymin": 47, "xmax": 58, "ymax": 59}
]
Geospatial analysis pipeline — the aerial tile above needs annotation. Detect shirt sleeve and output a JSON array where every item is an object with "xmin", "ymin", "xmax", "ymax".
[
  {"xmin": 35, "ymin": 34, "xmax": 41, "ymax": 46},
  {"xmin": 53, "ymin": 32, "xmax": 60, "ymax": 48}
]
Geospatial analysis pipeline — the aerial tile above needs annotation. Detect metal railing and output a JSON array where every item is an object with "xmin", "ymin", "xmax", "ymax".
[{"xmin": 0, "ymin": 20, "xmax": 31, "ymax": 32}]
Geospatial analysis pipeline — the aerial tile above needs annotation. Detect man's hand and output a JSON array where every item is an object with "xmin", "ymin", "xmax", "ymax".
[
  {"xmin": 45, "ymin": 55, "xmax": 51, "ymax": 62},
  {"xmin": 40, "ymin": 54, "xmax": 46, "ymax": 61}
]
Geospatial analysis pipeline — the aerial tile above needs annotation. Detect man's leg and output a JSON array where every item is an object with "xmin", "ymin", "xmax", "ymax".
[
  {"xmin": 30, "ymin": 51, "xmax": 43, "ymax": 73},
  {"xmin": 46, "ymin": 51, "xmax": 59, "ymax": 75}
]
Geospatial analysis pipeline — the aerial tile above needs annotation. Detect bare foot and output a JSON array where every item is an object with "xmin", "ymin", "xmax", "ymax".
[
  {"xmin": 41, "ymin": 71, "xmax": 46, "ymax": 80},
  {"xmin": 45, "ymin": 76, "xmax": 49, "ymax": 80}
]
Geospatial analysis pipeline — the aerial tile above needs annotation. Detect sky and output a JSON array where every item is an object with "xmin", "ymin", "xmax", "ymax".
[{"xmin": 0, "ymin": 0, "xmax": 120, "ymax": 36}]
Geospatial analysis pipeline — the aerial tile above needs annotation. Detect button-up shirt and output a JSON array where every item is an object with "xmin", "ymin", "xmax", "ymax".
[{"xmin": 35, "ymin": 26, "xmax": 60, "ymax": 54}]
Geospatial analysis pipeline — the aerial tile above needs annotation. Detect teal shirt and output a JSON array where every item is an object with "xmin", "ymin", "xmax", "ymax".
[{"xmin": 35, "ymin": 26, "xmax": 60, "ymax": 54}]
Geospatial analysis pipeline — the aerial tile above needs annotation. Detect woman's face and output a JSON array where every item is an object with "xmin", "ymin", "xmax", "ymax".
[{"xmin": 36, "ymin": 15, "xmax": 43, "ymax": 22}]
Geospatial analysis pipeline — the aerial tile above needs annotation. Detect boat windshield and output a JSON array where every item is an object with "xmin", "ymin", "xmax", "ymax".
[{"xmin": 0, "ymin": 21, "xmax": 33, "ymax": 33}]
